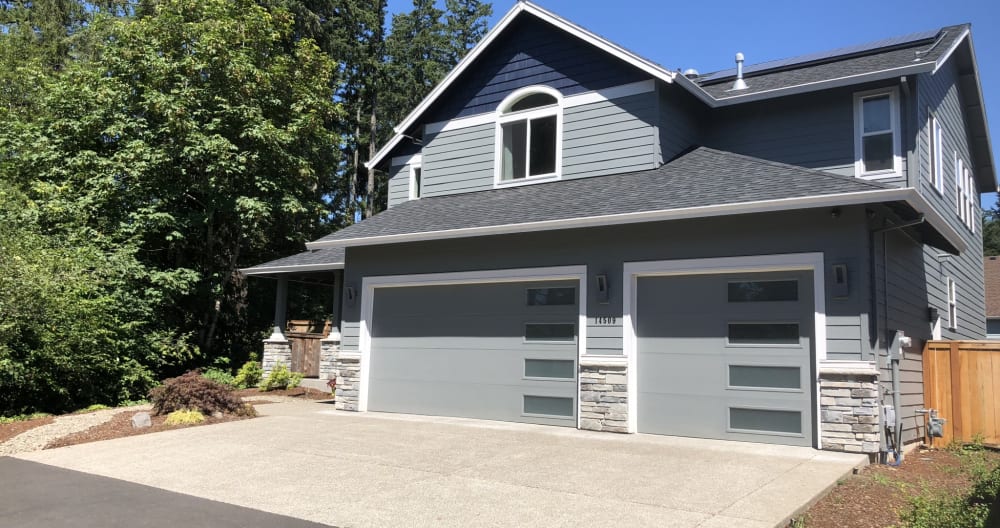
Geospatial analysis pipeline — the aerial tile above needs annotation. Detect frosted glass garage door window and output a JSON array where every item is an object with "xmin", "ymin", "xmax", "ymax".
[
  {"xmin": 523, "ymin": 395, "xmax": 574, "ymax": 417},
  {"xmin": 730, "ymin": 408, "xmax": 801, "ymax": 435},
  {"xmin": 524, "ymin": 359, "xmax": 575, "ymax": 379},
  {"xmin": 524, "ymin": 323, "xmax": 575, "ymax": 342},
  {"xmin": 727, "ymin": 280, "xmax": 798, "ymax": 302},
  {"xmin": 727, "ymin": 323, "xmax": 800, "ymax": 345},
  {"xmin": 729, "ymin": 365, "xmax": 800, "ymax": 389}
]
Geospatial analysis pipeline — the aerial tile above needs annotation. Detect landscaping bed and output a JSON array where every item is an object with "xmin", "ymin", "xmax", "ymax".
[
  {"xmin": 795, "ymin": 446, "xmax": 1000, "ymax": 527},
  {"xmin": 44, "ymin": 408, "xmax": 256, "ymax": 449},
  {"xmin": 234, "ymin": 386, "xmax": 332, "ymax": 401},
  {"xmin": 0, "ymin": 415, "xmax": 55, "ymax": 444}
]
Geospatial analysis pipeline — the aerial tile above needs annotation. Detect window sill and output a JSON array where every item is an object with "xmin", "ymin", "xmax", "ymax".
[
  {"xmin": 857, "ymin": 169, "xmax": 902, "ymax": 179},
  {"xmin": 495, "ymin": 173, "xmax": 560, "ymax": 189}
]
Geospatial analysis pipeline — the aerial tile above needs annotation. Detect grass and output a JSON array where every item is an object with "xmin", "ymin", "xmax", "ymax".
[{"xmin": 0, "ymin": 412, "xmax": 52, "ymax": 425}]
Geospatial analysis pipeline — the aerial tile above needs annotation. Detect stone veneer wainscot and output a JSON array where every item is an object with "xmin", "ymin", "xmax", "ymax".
[
  {"xmin": 818, "ymin": 363, "xmax": 880, "ymax": 454},
  {"xmin": 579, "ymin": 357, "xmax": 629, "ymax": 433}
]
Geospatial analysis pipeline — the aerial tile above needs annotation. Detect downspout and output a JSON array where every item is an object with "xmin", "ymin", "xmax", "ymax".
[{"xmin": 871, "ymin": 215, "xmax": 925, "ymax": 464}]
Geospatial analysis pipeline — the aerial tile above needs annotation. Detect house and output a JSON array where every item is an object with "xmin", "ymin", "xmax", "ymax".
[
  {"xmin": 985, "ymin": 256, "xmax": 1000, "ymax": 338},
  {"xmin": 242, "ymin": 2, "xmax": 994, "ymax": 455}
]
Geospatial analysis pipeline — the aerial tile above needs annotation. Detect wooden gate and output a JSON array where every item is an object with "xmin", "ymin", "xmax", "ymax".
[
  {"xmin": 286, "ymin": 320, "xmax": 330, "ymax": 378},
  {"xmin": 923, "ymin": 341, "xmax": 1000, "ymax": 446}
]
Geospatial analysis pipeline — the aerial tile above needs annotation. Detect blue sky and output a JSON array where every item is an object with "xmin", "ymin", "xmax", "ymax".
[{"xmin": 388, "ymin": 0, "xmax": 998, "ymax": 208}]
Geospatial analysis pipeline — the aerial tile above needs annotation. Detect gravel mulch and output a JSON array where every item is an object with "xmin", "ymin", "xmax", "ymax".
[
  {"xmin": 0, "ymin": 416, "xmax": 56, "ymax": 445},
  {"xmin": 795, "ymin": 447, "xmax": 1000, "ymax": 527},
  {"xmin": 0, "ymin": 407, "xmax": 149, "ymax": 457}
]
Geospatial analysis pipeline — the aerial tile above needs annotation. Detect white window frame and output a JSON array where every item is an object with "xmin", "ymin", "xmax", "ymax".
[
  {"xmin": 955, "ymin": 153, "xmax": 964, "ymax": 220},
  {"xmin": 408, "ymin": 163, "xmax": 422, "ymax": 200},
  {"xmin": 947, "ymin": 277, "xmax": 957, "ymax": 331},
  {"xmin": 928, "ymin": 113, "xmax": 944, "ymax": 195},
  {"xmin": 493, "ymin": 85, "xmax": 563, "ymax": 188},
  {"xmin": 853, "ymin": 87, "xmax": 902, "ymax": 178},
  {"xmin": 965, "ymin": 167, "xmax": 976, "ymax": 233}
]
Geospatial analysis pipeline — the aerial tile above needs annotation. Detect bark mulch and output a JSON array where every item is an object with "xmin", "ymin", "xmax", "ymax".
[
  {"xmin": 0, "ymin": 416, "xmax": 56, "ymax": 444},
  {"xmin": 234, "ymin": 387, "xmax": 333, "ymax": 401},
  {"xmin": 45, "ymin": 410, "xmax": 254, "ymax": 450},
  {"xmin": 795, "ymin": 447, "xmax": 1000, "ymax": 527}
]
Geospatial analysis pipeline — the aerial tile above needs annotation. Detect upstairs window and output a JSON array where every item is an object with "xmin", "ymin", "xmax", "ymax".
[
  {"xmin": 853, "ymin": 88, "xmax": 901, "ymax": 177},
  {"xmin": 955, "ymin": 155, "xmax": 977, "ymax": 232},
  {"xmin": 495, "ymin": 87, "xmax": 562, "ymax": 186},
  {"xmin": 409, "ymin": 164, "xmax": 422, "ymax": 200},
  {"xmin": 928, "ymin": 114, "xmax": 944, "ymax": 194},
  {"xmin": 947, "ymin": 277, "xmax": 958, "ymax": 331}
]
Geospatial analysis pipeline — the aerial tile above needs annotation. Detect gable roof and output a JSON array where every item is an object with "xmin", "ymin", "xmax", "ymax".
[
  {"xmin": 692, "ymin": 25, "xmax": 968, "ymax": 102},
  {"xmin": 313, "ymin": 147, "xmax": 965, "ymax": 254}
]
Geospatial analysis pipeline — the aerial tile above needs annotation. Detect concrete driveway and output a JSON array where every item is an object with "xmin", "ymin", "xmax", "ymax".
[{"xmin": 15, "ymin": 401, "xmax": 865, "ymax": 528}]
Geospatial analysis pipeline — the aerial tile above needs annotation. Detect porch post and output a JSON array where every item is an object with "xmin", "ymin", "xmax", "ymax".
[{"xmin": 263, "ymin": 277, "xmax": 291, "ymax": 378}]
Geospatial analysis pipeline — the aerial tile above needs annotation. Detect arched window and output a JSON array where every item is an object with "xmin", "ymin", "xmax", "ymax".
[{"xmin": 496, "ymin": 87, "xmax": 562, "ymax": 184}]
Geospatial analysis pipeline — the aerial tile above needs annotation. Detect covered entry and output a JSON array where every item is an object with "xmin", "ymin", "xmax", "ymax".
[
  {"xmin": 363, "ymin": 270, "xmax": 584, "ymax": 427},
  {"xmin": 626, "ymin": 254, "xmax": 822, "ymax": 447}
]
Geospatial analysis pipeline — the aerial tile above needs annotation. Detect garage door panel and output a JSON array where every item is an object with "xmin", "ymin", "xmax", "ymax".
[
  {"xmin": 369, "ymin": 279, "xmax": 579, "ymax": 427},
  {"xmin": 636, "ymin": 270, "xmax": 814, "ymax": 447}
]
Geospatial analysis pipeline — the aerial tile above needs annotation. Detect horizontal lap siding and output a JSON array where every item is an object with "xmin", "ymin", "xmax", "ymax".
[
  {"xmin": 658, "ymin": 84, "xmax": 706, "ymax": 164},
  {"xmin": 387, "ymin": 163, "xmax": 410, "ymax": 208},
  {"xmin": 421, "ymin": 123, "xmax": 495, "ymax": 197},
  {"xmin": 705, "ymin": 86, "xmax": 900, "ymax": 183},
  {"xmin": 423, "ymin": 15, "xmax": 646, "ymax": 124},
  {"xmin": 916, "ymin": 63, "xmax": 986, "ymax": 341}
]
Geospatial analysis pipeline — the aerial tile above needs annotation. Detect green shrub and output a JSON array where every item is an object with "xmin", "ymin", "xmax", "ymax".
[
  {"xmin": 899, "ymin": 462, "xmax": 1000, "ymax": 528},
  {"xmin": 259, "ymin": 364, "xmax": 303, "ymax": 392},
  {"xmin": 149, "ymin": 371, "xmax": 253, "ymax": 416},
  {"xmin": 233, "ymin": 356, "xmax": 263, "ymax": 389},
  {"xmin": 74, "ymin": 404, "xmax": 111, "ymax": 413},
  {"xmin": 201, "ymin": 367, "xmax": 236, "ymax": 387},
  {"xmin": 0, "ymin": 412, "xmax": 51, "ymax": 425},
  {"xmin": 164, "ymin": 409, "xmax": 206, "ymax": 425}
]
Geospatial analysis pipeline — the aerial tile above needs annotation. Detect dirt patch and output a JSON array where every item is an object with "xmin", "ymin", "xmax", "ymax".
[
  {"xmin": 797, "ymin": 447, "xmax": 1000, "ymax": 527},
  {"xmin": 234, "ymin": 387, "xmax": 332, "ymax": 400},
  {"xmin": 45, "ymin": 410, "xmax": 254, "ymax": 450},
  {"xmin": 0, "ymin": 416, "xmax": 56, "ymax": 444}
]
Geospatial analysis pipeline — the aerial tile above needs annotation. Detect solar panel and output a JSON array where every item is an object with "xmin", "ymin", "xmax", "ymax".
[{"xmin": 698, "ymin": 28, "xmax": 940, "ymax": 83}]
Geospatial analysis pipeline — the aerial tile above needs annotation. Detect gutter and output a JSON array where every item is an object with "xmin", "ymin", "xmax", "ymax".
[
  {"xmin": 306, "ymin": 187, "xmax": 967, "ymax": 255},
  {"xmin": 240, "ymin": 262, "xmax": 345, "ymax": 276}
]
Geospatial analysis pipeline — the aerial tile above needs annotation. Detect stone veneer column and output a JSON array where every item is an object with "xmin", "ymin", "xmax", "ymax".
[
  {"xmin": 319, "ymin": 333, "xmax": 340, "ymax": 381},
  {"xmin": 333, "ymin": 352, "xmax": 361, "ymax": 411},
  {"xmin": 819, "ymin": 365, "xmax": 880, "ymax": 454},
  {"xmin": 262, "ymin": 334, "xmax": 291, "ymax": 378},
  {"xmin": 579, "ymin": 358, "xmax": 629, "ymax": 433}
]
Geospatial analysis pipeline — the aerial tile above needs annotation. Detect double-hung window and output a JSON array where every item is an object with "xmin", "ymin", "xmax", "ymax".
[
  {"xmin": 928, "ymin": 114, "xmax": 944, "ymax": 194},
  {"xmin": 853, "ymin": 88, "xmax": 901, "ymax": 177},
  {"xmin": 495, "ymin": 87, "xmax": 562, "ymax": 185},
  {"xmin": 409, "ymin": 164, "xmax": 422, "ymax": 200},
  {"xmin": 955, "ymin": 154, "xmax": 977, "ymax": 232},
  {"xmin": 947, "ymin": 278, "xmax": 958, "ymax": 331}
]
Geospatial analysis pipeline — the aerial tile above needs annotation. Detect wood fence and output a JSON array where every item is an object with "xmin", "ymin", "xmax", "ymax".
[
  {"xmin": 286, "ymin": 320, "xmax": 331, "ymax": 378},
  {"xmin": 923, "ymin": 340, "xmax": 1000, "ymax": 446}
]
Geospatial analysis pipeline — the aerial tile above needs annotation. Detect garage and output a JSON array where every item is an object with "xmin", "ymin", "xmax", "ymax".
[
  {"xmin": 366, "ymin": 279, "xmax": 579, "ymax": 426},
  {"xmin": 635, "ymin": 270, "xmax": 815, "ymax": 447}
]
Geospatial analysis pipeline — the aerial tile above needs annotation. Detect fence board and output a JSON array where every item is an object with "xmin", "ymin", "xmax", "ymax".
[{"xmin": 923, "ymin": 341, "xmax": 1000, "ymax": 445}]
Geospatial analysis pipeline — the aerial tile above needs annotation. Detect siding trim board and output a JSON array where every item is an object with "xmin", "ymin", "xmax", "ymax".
[
  {"xmin": 424, "ymin": 79, "xmax": 656, "ymax": 135},
  {"xmin": 309, "ymin": 187, "xmax": 967, "ymax": 255},
  {"xmin": 621, "ymin": 252, "xmax": 826, "ymax": 446},
  {"xmin": 357, "ymin": 265, "xmax": 588, "ymax": 430}
]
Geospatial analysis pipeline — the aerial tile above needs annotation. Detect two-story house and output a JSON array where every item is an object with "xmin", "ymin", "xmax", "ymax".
[{"xmin": 243, "ymin": 2, "xmax": 995, "ymax": 457}]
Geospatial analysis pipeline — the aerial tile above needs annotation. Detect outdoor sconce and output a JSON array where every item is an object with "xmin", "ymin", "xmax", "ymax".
[
  {"xmin": 345, "ymin": 286, "xmax": 356, "ymax": 304},
  {"xmin": 928, "ymin": 307, "xmax": 939, "ymax": 323},
  {"xmin": 595, "ymin": 274, "xmax": 610, "ymax": 304},
  {"xmin": 831, "ymin": 264, "xmax": 849, "ymax": 299}
]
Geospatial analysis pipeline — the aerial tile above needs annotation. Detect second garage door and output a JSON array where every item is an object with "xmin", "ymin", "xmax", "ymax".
[
  {"xmin": 368, "ymin": 280, "xmax": 579, "ymax": 427},
  {"xmin": 636, "ymin": 270, "xmax": 815, "ymax": 446}
]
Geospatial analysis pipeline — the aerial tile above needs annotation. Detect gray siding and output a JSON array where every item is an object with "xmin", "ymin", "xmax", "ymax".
[
  {"xmin": 915, "ymin": 61, "xmax": 987, "ymax": 342},
  {"xmin": 422, "ymin": 14, "xmax": 646, "ymax": 123},
  {"xmin": 657, "ymin": 83, "xmax": 706, "ymax": 164},
  {"xmin": 387, "ymin": 162, "xmax": 412, "ymax": 208},
  {"xmin": 704, "ymin": 85, "xmax": 905, "ymax": 185},
  {"xmin": 341, "ymin": 207, "xmax": 873, "ymax": 364},
  {"xmin": 415, "ymin": 90, "xmax": 659, "ymax": 202},
  {"xmin": 562, "ymin": 92, "xmax": 658, "ymax": 178}
]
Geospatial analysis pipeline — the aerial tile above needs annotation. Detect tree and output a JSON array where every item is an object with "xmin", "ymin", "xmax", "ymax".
[{"xmin": 984, "ymin": 198, "xmax": 1000, "ymax": 256}]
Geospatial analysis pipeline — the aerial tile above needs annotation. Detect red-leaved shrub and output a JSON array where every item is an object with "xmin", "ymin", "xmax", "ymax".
[{"xmin": 149, "ymin": 371, "xmax": 255, "ymax": 416}]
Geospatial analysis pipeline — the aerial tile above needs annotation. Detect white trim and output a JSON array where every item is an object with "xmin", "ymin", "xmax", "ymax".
[
  {"xmin": 390, "ymin": 153, "xmax": 422, "ymax": 168},
  {"xmin": 818, "ymin": 360, "xmax": 879, "ymax": 376},
  {"xmin": 493, "ymin": 86, "xmax": 563, "ymax": 187},
  {"xmin": 853, "ymin": 87, "xmax": 902, "ymax": 178},
  {"xmin": 307, "ymin": 187, "xmax": 969, "ymax": 255},
  {"xmin": 366, "ymin": 1, "xmax": 676, "ymax": 170},
  {"xmin": 240, "ymin": 262, "xmax": 344, "ymax": 275},
  {"xmin": 423, "ymin": 80, "xmax": 656, "ymax": 136},
  {"xmin": 408, "ymin": 163, "xmax": 422, "ymax": 200},
  {"xmin": 932, "ymin": 27, "xmax": 970, "ymax": 75},
  {"xmin": 622, "ymin": 252, "xmax": 826, "ymax": 447},
  {"xmin": 947, "ymin": 277, "xmax": 958, "ymax": 331},
  {"xmin": 357, "ymin": 265, "xmax": 588, "ymax": 417},
  {"xmin": 929, "ymin": 112, "xmax": 945, "ymax": 195}
]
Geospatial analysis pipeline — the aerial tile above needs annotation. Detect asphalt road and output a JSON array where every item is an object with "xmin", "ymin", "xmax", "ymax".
[{"xmin": 0, "ymin": 457, "xmax": 332, "ymax": 528}]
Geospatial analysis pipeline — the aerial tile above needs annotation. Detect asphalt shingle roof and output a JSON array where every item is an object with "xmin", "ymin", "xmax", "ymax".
[
  {"xmin": 312, "ymin": 147, "xmax": 892, "ymax": 246},
  {"xmin": 242, "ymin": 247, "xmax": 345, "ymax": 274},
  {"xmin": 697, "ymin": 25, "xmax": 968, "ymax": 100}
]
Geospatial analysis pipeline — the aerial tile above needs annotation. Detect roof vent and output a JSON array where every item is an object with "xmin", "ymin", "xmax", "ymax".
[
  {"xmin": 682, "ymin": 68, "xmax": 699, "ymax": 79},
  {"xmin": 732, "ymin": 52, "xmax": 748, "ymax": 90}
]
